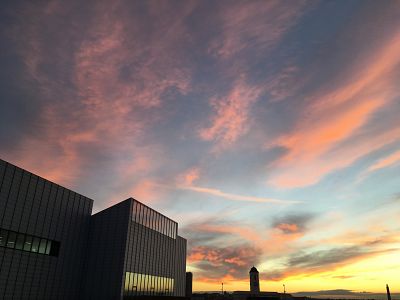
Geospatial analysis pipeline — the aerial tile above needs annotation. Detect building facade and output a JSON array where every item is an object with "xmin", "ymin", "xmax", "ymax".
[
  {"xmin": 83, "ymin": 198, "xmax": 187, "ymax": 299},
  {"xmin": 185, "ymin": 272, "xmax": 193, "ymax": 298},
  {"xmin": 0, "ymin": 159, "xmax": 186, "ymax": 300},
  {"xmin": 0, "ymin": 159, "xmax": 93, "ymax": 299}
]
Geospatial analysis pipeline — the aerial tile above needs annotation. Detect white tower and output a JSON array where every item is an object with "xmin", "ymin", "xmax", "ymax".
[{"xmin": 249, "ymin": 266, "xmax": 260, "ymax": 294}]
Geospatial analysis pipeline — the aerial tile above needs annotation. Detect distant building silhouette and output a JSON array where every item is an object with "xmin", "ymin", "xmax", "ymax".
[
  {"xmin": 186, "ymin": 272, "xmax": 193, "ymax": 298},
  {"xmin": 249, "ymin": 266, "xmax": 260, "ymax": 294},
  {"xmin": 0, "ymin": 158, "xmax": 187, "ymax": 299}
]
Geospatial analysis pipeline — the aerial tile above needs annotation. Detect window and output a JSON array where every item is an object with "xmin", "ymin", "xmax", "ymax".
[
  {"xmin": 31, "ymin": 237, "xmax": 40, "ymax": 252},
  {"xmin": 45, "ymin": 240, "xmax": 51, "ymax": 255},
  {"xmin": 132, "ymin": 201, "xmax": 178, "ymax": 239},
  {"xmin": 24, "ymin": 236, "xmax": 32, "ymax": 251},
  {"xmin": 15, "ymin": 233, "xmax": 25, "ymax": 250},
  {"xmin": 39, "ymin": 238, "xmax": 47, "ymax": 254},
  {"xmin": 0, "ymin": 227, "xmax": 60, "ymax": 257},
  {"xmin": 7, "ymin": 232, "xmax": 16, "ymax": 248},
  {"xmin": 0, "ymin": 229, "xmax": 8, "ymax": 247},
  {"xmin": 124, "ymin": 272, "xmax": 174, "ymax": 297}
]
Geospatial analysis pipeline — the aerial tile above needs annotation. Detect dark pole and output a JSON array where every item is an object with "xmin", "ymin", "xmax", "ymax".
[{"xmin": 386, "ymin": 284, "xmax": 391, "ymax": 300}]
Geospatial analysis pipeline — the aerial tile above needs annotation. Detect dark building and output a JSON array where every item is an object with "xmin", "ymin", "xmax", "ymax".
[
  {"xmin": 82, "ymin": 198, "xmax": 187, "ymax": 299},
  {"xmin": 249, "ymin": 266, "xmax": 260, "ymax": 294},
  {"xmin": 185, "ymin": 272, "xmax": 193, "ymax": 298},
  {"xmin": 0, "ymin": 159, "xmax": 93, "ymax": 299},
  {"xmin": 0, "ymin": 159, "xmax": 187, "ymax": 299}
]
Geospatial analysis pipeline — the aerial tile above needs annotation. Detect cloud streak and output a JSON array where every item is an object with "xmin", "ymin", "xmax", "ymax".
[{"xmin": 178, "ymin": 185, "xmax": 300, "ymax": 204}]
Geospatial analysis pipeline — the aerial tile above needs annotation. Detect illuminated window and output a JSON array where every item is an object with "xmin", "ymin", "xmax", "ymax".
[{"xmin": 124, "ymin": 272, "xmax": 175, "ymax": 296}]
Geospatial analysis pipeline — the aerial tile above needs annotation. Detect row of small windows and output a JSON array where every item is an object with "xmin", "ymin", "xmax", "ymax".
[
  {"xmin": 0, "ymin": 228, "xmax": 60, "ymax": 257},
  {"xmin": 132, "ymin": 201, "xmax": 177, "ymax": 239},
  {"xmin": 124, "ymin": 272, "xmax": 174, "ymax": 297}
]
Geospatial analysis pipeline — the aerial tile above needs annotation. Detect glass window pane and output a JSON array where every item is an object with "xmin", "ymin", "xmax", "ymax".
[
  {"xmin": 39, "ymin": 238, "xmax": 47, "ymax": 254},
  {"xmin": 166, "ymin": 278, "xmax": 170, "ymax": 294},
  {"xmin": 31, "ymin": 237, "xmax": 40, "ymax": 252},
  {"xmin": 45, "ymin": 240, "xmax": 52, "ymax": 255},
  {"xmin": 138, "ymin": 204, "xmax": 144, "ymax": 226},
  {"xmin": 132, "ymin": 201, "xmax": 137, "ymax": 222},
  {"xmin": 124, "ymin": 273, "xmax": 129, "ymax": 295},
  {"xmin": 15, "ymin": 233, "xmax": 25, "ymax": 250},
  {"xmin": 144, "ymin": 274, "xmax": 149, "ymax": 294},
  {"xmin": 150, "ymin": 275, "xmax": 155, "ymax": 294},
  {"xmin": 144, "ymin": 208, "xmax": 149, "ymax": 228},
  {"xmin": 130, "ymin": 272, "xmax": 135, "ymax": 295},
  {"xmin": 134, "ymin": 202, "xmax": 139, "ymax": 223},
  {"xmin": 0, "ymin": 229, "xmax": 8, "ymax": 247},
  {"xmin": 138, "ymin": 274, "xmax": 142, "ymax": 294},
  {"xmin": 24, "ymin": 236, "xmax": 32, "ymax": 251},
  {"xmin": 155, "ymin": 213, "xmax": 160, "ymax": 233},
  {"xmin": 157, "ymin": 275, "xmax": 161, "ymax": 294},
  {"xmin": 133, "ymin": 273, "xmax": 138, "ymax": 295},
  {"xmin": 6, "ymin": 231, "xmax": 17, "ymax": 248},
  {"xmin": 148, "ymin": 209, "xmax": 152, "ymax": 229},
  {"xmin": 161, "ymin": 217, "xmax": 165, "ymax": 235},
  {"xmin": 151, "ymin": 210, "xmax": 155, "ymax": 231}
]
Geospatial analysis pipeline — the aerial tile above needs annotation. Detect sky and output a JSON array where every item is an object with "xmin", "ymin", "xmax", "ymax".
[{"xmin": 1, "ymin": 0, "xmax": 400, "ymax": 294}]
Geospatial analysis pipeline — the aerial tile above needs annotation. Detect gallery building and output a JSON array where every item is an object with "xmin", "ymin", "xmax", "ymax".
[{"xmin": 0, "ymin": 158, "xmax": 187, "ymax": 300}]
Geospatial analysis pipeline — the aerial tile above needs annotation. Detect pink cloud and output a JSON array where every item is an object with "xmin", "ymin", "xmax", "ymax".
[
  {"xmin": 178, "ymin": 167, "xmax": 201, "ymax": 186},
  {"xmin": 178, "ymin": 184, "xmax": 299, "ymax": 204},
  {"xmin": 367, "ymin": 149, "xmax": 400, "ymax": 172},
  {"xmin": 199, "ymin": 79, "xmax": 262, "ymax": 150},
  {"xmin": 4, "ymin": 1, "xmax": 193, "ymax": 210},
  {"xmin": 209, "ymin": 1, "xmax": 308, "ymax": 59},
  {"xmin": 267, "ymin": 30, "xmax": 400, "ymax": 188}
]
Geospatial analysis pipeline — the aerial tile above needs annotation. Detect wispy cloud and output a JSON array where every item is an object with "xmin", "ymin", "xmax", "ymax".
[
  {"xmin": 208, "ymin": 0, "xmax": 308, "ymax": 59},
  {"xmin": 367, "ymin": 149, "xmax": 400, "ymax": 173},
  {"xmin": 199, "ymin": 78, "xmax": 262, "ymax": 151},
  {"xmin": 267, "ymin": 29, "xmax": 400, "ymax": 188},
  {"xmin": 178, "ymin": 185, "xmax": 300, "ymax": 204}
]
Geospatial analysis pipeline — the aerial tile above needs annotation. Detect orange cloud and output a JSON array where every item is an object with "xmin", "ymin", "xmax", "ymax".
[
  {"xmin": 367, "ymin": 149, "xmax": 400, "ymax": 172},
  {"xmin": 178, "ymin": 167, "xmax": 200, "ymax": 186},
  {"xmin": 267, "ymin": 30, "xmax": 400, "ymax": 188},
  {"xmin": 276, "ymin": 223, "xmax": 299, "ymax": 233}
]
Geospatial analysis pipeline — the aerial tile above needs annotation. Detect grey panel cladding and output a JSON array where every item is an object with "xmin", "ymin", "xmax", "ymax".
[
  {"xmin": 1, "ymin": 160, "xmax": 187, "ymax": 300},
  {"xmin": 0, "ymin": 159, "xmax": 93, "ymax": 300},
  {"xmin": 122, "ymin": 199, "xmax": 187, "ymax": 298},
  {"xmin": 174, "ymin": 236, "xmax": 187, "ymax": 297},
  {"xmin": 125, "ymin": 222, "xmax": 177, "ymax": 277},
  {"xmin": 82, "ymin": 199, "xmax": 131, "ymax": 300}
]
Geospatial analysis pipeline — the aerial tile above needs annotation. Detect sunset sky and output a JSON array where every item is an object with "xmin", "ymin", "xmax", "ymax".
[{"xmin": 1, "ymin": 0, "xmax": 399, "ymax": 294}]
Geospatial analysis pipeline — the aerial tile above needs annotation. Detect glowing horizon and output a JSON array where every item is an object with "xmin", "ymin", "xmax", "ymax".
[{"xmin": 0, "ymin": 0, "xmax": 399, "ymax": 294}]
